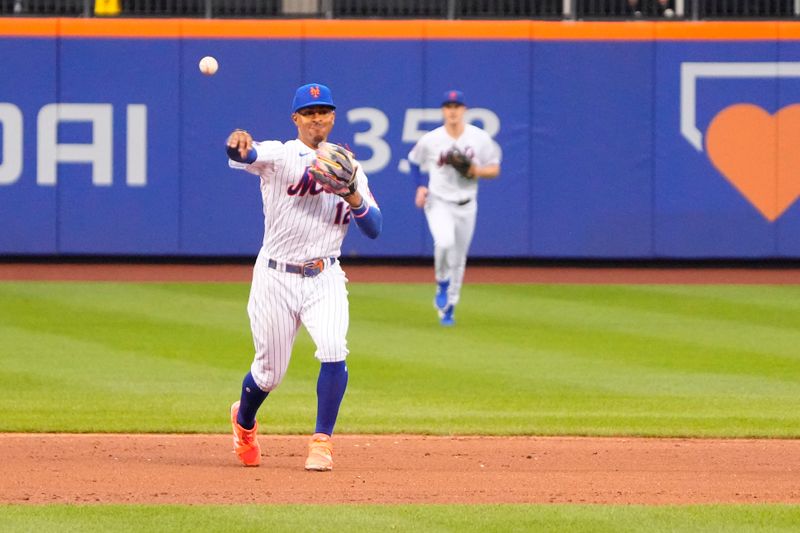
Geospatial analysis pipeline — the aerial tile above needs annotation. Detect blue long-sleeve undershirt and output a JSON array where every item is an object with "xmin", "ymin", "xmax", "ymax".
[
  {"xmin": 409, "ymin": 161, "xmax": 426, "ymax": 187},
  {"xmin": 351, "ymin": 200, "xmax": 382, "ymax": 239}
]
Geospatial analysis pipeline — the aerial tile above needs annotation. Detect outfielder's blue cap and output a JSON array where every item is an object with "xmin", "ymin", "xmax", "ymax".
[
  {"xmin": 442, "ymin": 89, "xmax": 465, "ymax": 106},
  {"xmin": 292, "ymin": 83, "xmax": 336, "ymax": 113}
]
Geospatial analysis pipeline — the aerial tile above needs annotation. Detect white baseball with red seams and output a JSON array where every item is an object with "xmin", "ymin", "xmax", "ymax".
[
  {"xmin": 199, "ymin": 56, "xmax": 218, "ymax": 75},
  {"xmin": 229, "ymin": 139, "xmax": 378, "ymax": 390}
]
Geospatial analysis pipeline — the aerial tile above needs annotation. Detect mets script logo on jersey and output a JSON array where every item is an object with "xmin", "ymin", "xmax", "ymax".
[
  {"xmin": 681, "ymin": 61, "xmax": 800, "ymax": 222},
  {"xmin": 288, "ymin": 169, "xmax": 324, "ymax": 196},
  {"xmin": 310, "ymin": 86, "xmax": 321, "ymax": 98}
]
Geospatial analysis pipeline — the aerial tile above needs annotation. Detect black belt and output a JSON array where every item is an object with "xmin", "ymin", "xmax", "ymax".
[
  {"xmin": 433, "ymin": 193, "xmax": 472, "ymax": 206},
  {"xmin": 267, "ymin": 257, "xmax": 335, "ymax": 278}
]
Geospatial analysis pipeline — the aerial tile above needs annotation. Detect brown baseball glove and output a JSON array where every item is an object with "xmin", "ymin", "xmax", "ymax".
[{"xmin": 443, "ymin": 148, "xmax": 473, "ymax": 178}]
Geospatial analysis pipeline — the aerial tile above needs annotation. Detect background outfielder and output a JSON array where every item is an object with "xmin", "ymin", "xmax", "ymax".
[
  {"xmin": 408, "ymin": 90, "xmax": 501, "ymax": 326},
  {"xmin": 225, "ymin": 83, "xmax": 382, "ymax": 470}
]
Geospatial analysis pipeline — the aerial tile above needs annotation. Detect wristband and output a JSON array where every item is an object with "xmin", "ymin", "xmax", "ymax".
[{"xmin": 351, "ymin": 200, "xmax": 370, "ymax": 218}]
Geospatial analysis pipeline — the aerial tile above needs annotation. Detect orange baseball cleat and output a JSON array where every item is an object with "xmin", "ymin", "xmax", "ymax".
[
  {"xmin": 304, "ymin": 433, "xmax": 333, "ymax": 471},
  {"xmin": 230, "ymin": 401, "xmax": 261, "ymax": 467}
]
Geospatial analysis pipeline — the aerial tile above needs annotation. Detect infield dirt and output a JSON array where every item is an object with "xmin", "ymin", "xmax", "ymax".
[{"xmin": 1, "ymin": 433, "xmax": 799, "ymax": 505}]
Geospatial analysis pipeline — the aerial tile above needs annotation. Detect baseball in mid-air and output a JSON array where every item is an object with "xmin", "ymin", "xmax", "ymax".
[{"xmin": 199, "ymin": 56, "xmax": 218, "ymax": 76}]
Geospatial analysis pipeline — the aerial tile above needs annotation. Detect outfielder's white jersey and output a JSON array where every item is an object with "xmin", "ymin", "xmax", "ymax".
[
  {"xmin": 229, "ymin": 138, "xmax": 377, "ymax": 392},
  {"xmin": 229, "ymin": 138, "xmax": 377, "ymax": 264},
  {"xmin": 408, "ymin": 124, "xmax": 500, "ymax": 310},
  {"xmin": 408, "ymin": 123, "xmax": 501, "ymax": 204}
]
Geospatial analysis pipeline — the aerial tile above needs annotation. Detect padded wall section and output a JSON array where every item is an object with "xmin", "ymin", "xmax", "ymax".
[{"xmin": 2, "ymin": 20, "xmax": 800, "ymax": 258}]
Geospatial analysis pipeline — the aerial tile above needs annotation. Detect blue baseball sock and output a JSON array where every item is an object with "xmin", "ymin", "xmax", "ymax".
[
  {"xmin": 237, "ymin": 372, "xmax": 268, "ymax": 430},
  {"xmin": 315, "ymin": 361, "xmax": 349, "ymax": 436}
]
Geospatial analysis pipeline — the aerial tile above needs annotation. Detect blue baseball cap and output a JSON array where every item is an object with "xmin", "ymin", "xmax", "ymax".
[
  {"xmin": 442, "ymin": 89, "xmax": 465, "ymax": 106},
  {"xmin": 292, "ymin": 83, "xmax": 336, "ymax": 113}
]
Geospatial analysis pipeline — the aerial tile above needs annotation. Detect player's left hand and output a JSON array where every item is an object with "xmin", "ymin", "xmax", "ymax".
[
  {"xmin": 227, "ymin": 129, "xmax": 253, "ymax": 159},
  {"xmin": 308, "ymin": 142, "xmax": 358, "ymax": 197}
]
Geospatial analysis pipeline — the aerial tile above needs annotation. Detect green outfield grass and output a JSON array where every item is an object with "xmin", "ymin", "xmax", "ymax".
[
  {"xmin": 1, "ymin": 281, "xmax": 800, "ymax": 436},
  {"xmin": 1, "ymin": 504, "xmax": 800, "ymax": 532},
  {"xmin": 2, "ymin": 280, "xmax": 800, "ymax": 529}
]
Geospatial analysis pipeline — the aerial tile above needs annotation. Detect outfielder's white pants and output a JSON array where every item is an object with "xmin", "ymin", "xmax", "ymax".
[
  {"xmin": 247, "ymin": 249, "xmax": 350, "ymax": 392},
  {"xmin": 424, "ymin": 194, "xmax": 478, "ymax": 307}
]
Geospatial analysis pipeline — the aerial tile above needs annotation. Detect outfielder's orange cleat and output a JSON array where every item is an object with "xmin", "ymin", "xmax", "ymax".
[
  {"xmin": 230, "ymin": 401, "xmax": 261, "ymax": 467},
  {"xmin": 304, "ymin": 433, "xmax": 333, "ymax": 471}
]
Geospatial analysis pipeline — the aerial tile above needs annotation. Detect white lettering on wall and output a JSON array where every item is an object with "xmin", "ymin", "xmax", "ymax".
[
  {"xmin": 126, "ymin": 104, "xmax": 147, "ymax": 186},
  {"xmin": 1, "ymin": 103, "xmax": 148, "ymax": 187},
  {"xmin": 37, "ymin": 103, "xmax": 113, "ymax": 186},
  {"xmin": 0, "ymin": 103, "xmax": 23, "ymax": 185},
  {"xmin": 347, "ymin": 107, "xmax": 391, "ymax": 174}
]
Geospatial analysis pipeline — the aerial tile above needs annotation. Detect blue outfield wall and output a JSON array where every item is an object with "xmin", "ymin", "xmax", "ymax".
[{"xmin": 1, "ymin": 23, "xmax": 800, "ymax": 259}]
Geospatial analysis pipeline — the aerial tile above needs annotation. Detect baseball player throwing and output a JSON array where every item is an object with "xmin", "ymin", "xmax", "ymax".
[
  {"xmin": 225, "ymin": 83, "xmax": 382, "ymax": 470},
  {"xmin": 408, "ymin": 90, "xmax": 501, "ymax": 326}
]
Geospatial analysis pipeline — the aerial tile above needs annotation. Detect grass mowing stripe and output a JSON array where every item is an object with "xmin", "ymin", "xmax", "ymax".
[
  {"xmin": 0, "ymin": 324, "xmax": 244, "ymax": 432},
  {"xmin": 0, "ymin": 285, "xmax": 252, "ymax": 363},
  {"xmin": 1, "ymin": 504, "xmax": 800, "ymax": 532},
  {"xmin": 488, "ymin": 287, "xmax": 800, "ymax": 362},
  {"xmin": 621, "ymin": 284, "xmax": 800, "ymax": 314},
  {"xmin": 2, "ymin": 282, "xmax": 800, "ymax": 436},
  {"xmin": 466, "ymin": 285, "xmax": 800, "ymax": 387}
]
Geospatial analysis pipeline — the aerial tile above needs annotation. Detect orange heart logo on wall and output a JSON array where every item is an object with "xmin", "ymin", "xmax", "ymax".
[{"xmin": 706, "ymin": 103, "xmax": 800, "ymax": 222}]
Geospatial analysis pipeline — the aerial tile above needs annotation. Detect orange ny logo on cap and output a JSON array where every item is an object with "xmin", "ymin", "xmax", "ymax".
[{"xmin": 310, "ymin": 86, "xmax": 321, "ymax": 98}]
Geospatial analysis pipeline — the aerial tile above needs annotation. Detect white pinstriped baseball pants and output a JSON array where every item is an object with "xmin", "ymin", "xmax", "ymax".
[
  {"xmin": 247, "ymin": 250, "xmax": 350, "ymax": 392},
  {"xmin": 424, "ymin": 194, "xmax": 478, "ymax": 307}
]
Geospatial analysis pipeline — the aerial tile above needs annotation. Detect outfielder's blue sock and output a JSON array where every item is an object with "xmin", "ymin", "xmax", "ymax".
[
  {"xmin": 315, "ymin": 361, "xmax": 348, "ymax": 436},
  {"xmin": 237, "ymin": 372, "xmax": 268, "ymax": 430}
]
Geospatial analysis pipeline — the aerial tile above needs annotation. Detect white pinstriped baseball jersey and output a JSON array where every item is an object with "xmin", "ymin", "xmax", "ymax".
[
  {"xmin": 229, "ymin": 137, "xmax": 375, "ymax": 392},
  {"xmin": 229, "ymin": 138, "xmax": 377, "ymax": 263},
  {"xmin": 408, "ymin": 123, "xmax": 501, "ymax": 204}
]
